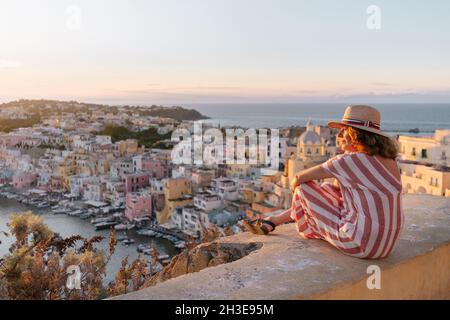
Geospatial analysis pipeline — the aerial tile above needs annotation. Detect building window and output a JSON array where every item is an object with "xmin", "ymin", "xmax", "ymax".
[
  {"xmin": 421, "ymin": 149, "xmax": 428, "ymax": 158},
  {"xmin": 411, "ymin": 148, "xmax": 416, "ymax": 156}
]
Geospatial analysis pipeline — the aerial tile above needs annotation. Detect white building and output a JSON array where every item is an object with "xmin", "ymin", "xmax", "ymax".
[
  {"xmin": 193, "ymin": 192, "xmax": 222, "ymax": 212},
  {"xmin": 209, "ymin": 177, "xmax": 239, "ymax": 201},
  {"xmin": 399, "ymin": 161, "xmax": 450, "ymax": 197},
  {"xmin": 399, "ymin": 130, "xmax": 450, "ymax": 166},
  {"xmin": 83, "ymin": 181, "xmax": 103, "ymax": 202},
  {"xmin": 95, "ymin": 135, "xmax": 112, "ymax": 146},
  {"xmin": 398, "ymin": 130, "xmax": 450, "ymax": 197}
]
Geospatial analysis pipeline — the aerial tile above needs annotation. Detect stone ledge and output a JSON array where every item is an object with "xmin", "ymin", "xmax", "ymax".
[{"xmin": 112, "ymin": 195, "xmax": 450, "ymax": 300}]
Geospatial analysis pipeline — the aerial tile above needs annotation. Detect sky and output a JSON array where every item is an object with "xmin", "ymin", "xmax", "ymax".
[{"xmin": 0, "ymin": 0, "xmax": 449, "ymax": 105}]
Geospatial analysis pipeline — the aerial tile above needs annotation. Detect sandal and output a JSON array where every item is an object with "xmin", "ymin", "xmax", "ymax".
[{"xmin": 243, "ymin": 219, "xmax": 276, "ymax": 235}]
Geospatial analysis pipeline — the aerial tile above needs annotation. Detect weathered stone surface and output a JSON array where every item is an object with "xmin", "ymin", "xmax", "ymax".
[
  {"xmin": 143, "ymin": 242, "xmax": 261, "ymax": 288},
  {"xmin": 112, "ymin": 195, "xmax": 450, "ymax": 300}
]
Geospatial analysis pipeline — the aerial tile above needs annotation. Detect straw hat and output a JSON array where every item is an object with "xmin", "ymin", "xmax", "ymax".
[{"xmin": 328, "ymin": 105, "xmax": 391, "ymax": 138}]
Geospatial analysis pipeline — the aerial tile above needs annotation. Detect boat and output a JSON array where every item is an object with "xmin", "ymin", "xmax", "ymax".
[
  {"xmin": 143, "ymin": 248, "xmax": 155, "ymax": 255},
  {"xmin": 68, "ymin": 210, "xmax": 83, "ymax": 217},
  {"xmin": 117, "ymin": 234, "xmax": 128, "ymax": 241},
  {"xmin": 174, "ymin": 241, "xmax": 186, "ymax": 249},
  {"xmin": 114, "ymin": 223, "xmax": 128, "ymax": 231},
  {"xmin": 90, "ymin": 216, "xmax": 115, "ymax": 224},
  {"xmin": 80, "ymin": 213, "xmax": 91, "ymax": 220},
  {"xmin": 121, "ymin": 239, "xmax": 135, "ymax": 245},
  {"xmin": 94, "ymin": 221, "xmax": 117, "ymax": 230},
  {"xmin": 157, "ymin": 254, "xmax": 170, "ymax": 260},
  {"xmin": 52, "ymin": 208, "xmax": 67, "ymax": 215},
  {"xmin": 137, "ymin": 229, "xmax": 157, "ymax": 237},
  {"xmin": 137, "ymin": 244, "xmax": 153, "ymax": 253},
  {"xmin": 36, "ymin": 202, "xmax": 50, "ymax": 209}
]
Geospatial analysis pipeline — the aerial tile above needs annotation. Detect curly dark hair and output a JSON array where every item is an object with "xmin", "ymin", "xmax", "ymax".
[{"xmin": 347, "ymin": 126, "xmax": 399, "ymax": 159}]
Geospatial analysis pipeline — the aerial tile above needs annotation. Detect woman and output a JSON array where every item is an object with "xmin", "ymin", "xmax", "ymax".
[{"xmin": 245, "ymin": 105, "xmax": 403, "ymax": 259}]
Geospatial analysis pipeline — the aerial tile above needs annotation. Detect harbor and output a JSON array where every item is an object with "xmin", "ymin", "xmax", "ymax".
[{"xmin": 0, "ymin": 188, "xmax": 183, "ymax": 283}]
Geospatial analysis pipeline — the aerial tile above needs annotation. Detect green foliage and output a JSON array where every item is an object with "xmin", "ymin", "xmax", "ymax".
[
  {"xmin": 99, "ymin": 125, "xmax": 172, "ymax": 148},
  {"xmin": 0, "ymin": 115, "xmax": 41, "ymax": 133},
  {"xmin": 138, "ymin": 106, "xmax": 208, "ymax": 121},
  {"xmin": 37, "ymin": 144, "xmax": 66, "ymax": 150},
  {"xmin": 0, "ymin": 212, "xmax": 155, "ymax": 300},
  {"xmin": 0, "ymin": 99, "xmax": 208, "ymax": 121}
]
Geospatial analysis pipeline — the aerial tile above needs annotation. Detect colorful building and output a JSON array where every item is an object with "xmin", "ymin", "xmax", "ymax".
[{"xmin": 125, "ymin": 189, "xmax": 152, "ymax": 221}]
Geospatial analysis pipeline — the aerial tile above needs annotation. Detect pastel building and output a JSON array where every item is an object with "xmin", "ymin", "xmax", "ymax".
[
  {"xmin": 133, "ymin": 155, "xmax": 169, "ymax": 179},
  {"xmin": 12, "ymin": 172, "xmax": 38, "ymax": 189},
  {"xmin": 122, "ymin": 172, "xmax": 150, "ymax": 194},
  {"xmin": 157, "ymin": 178, "xmax": 193, "ymax": 224},
  {"xmin": 172, "ymin": 165, "xmax": 192, "ymax": 179},
  {"xmin": 171, "ymin": 205, "xmax": 207, "ymax": 236},
  {"xmin": 95, "ymin": 135, "xmax": 112, "ymax": 146},
  {"xmin": 110, "ymin": 158, "xmax": 133, "ymax": 178},
  {"xmin": 0, "ymin": 134, "xmax": 27, "ymax": 147},
  {"xmin": 399, "ymin": 130, "xmax": 450, "ymax": 166},
  {"xmin": 193, "ymin": 193, "xmax": 222, "ymax": 212},
  {"xmin": 69, "ymin": 175, "xmax": 95, "ymax": 197},
  {"xmin": 244, "ymin": 169, "xmax": 291, "ymax": 220},
  {"xmin": 116, "ymin": 139, "xmax": 139, "ymax": 156},
  {"xmin": 209, "ymin": 178, "xmax": 239, "ymax": 201},
  {"xmin": 84, "ymin": 181, "xmax": 104, "ymax": 202},
  {"xmin": 398, "ymin": 130, "xmax": 450, "ymax": 197},
  {"xmin": 191, "ymin": 169, "xmax": 215, "ymax": 192},
  {"xmin": 103, "ymin": 178, "xmax": 125, "ymax": 206},
  {"xmin": 399, "ymin": 161, "xmax": 450, "ymax": 197},
  {"xmin": 50, "ymin": 176, "xmax": 65, "ymax": 193},
  {"xmin": 125, "ymin": 189, "xmax": 152, "ymax": 221},
  {"xmin": 225, "ymin": 164, "xmax": 252, "ymax": 178},
  {"xmin": 297, "ymin": 120, "xmax": 331, "ymax": 163}
]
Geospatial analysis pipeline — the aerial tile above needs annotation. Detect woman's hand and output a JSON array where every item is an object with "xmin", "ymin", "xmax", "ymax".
[
  {"xmin": 290, "ymin": 165, "xmax": 334, "ymax": 191},
  {"xmin": 290, "ymin": 175, "xmax": 300, "ymax": 191},
  {"xmin": 332, "ymin": 178, "xmax": 340, "ymax": 190}
]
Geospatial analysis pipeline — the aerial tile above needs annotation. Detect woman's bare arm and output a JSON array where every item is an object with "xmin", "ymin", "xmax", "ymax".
[{"xmin": 291, "ymin": 164, "xmax": 333, "ymax": 190}]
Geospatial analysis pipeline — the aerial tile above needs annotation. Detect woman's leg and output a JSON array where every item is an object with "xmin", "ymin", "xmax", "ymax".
[
  {"xmin": 260, "ymin": 190, "xmax": 302, "ymax": 232},
  {"xmin": 290, "ymin": 183, "xmax": 323, "ymax": 239},
  {"xmin": 260, "ymin": 181, "xmax": 343, "ymax": 235},
  {"xmin": 265, "ymin": 208, "xmax": 292, "ymax": 226}
]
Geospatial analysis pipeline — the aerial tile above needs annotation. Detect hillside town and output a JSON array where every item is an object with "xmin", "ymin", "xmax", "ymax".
[{"xmin": 1, "ymin": 100, "xmax": 449, "ymax": 252}]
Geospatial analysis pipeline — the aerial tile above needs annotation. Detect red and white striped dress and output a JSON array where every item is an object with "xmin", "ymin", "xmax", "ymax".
[{"xmin": 290, "ymin": 152, "xmax": 403, "ymax": 259}]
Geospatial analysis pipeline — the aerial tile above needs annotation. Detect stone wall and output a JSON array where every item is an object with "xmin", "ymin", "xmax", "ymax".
[{"xmin": 112, "ymin": 194, "xmax": 450, "ymax": 300}]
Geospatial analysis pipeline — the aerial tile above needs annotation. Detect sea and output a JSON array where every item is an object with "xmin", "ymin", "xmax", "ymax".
[{"xmin": 186, "ymin": 103, "xmax": 450, "ymax": 136}]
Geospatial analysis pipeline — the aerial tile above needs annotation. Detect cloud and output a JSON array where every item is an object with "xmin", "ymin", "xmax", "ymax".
[{"xmin": 0, "ymin": 59, "xmax": 21, "ymax": 69}]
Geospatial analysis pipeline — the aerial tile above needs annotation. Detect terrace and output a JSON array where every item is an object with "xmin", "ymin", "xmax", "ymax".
[{"xmin": 113, "ymin": 194, "xmax": 450, "ymax": 300}]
